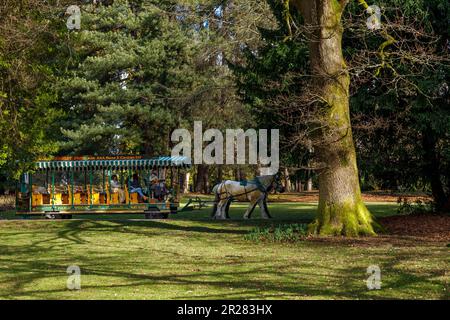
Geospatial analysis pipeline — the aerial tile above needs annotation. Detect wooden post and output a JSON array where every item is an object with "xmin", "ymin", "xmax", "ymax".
[
  {"xmin": 89, "ymin": 169, "xmax": 93, "ymax": 207},
  {"xmin": 51, "ymin": 171, "xmax": 55, "ymax": 211},
  {"xmin": 71, "ymin": 171, "xmax": 74, "ymax": 209}
]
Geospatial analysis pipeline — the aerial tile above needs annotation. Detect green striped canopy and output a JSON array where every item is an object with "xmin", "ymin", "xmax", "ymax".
[{"xmin": 35, "ymin": 156, "xmax": 190, "ymax": 171}]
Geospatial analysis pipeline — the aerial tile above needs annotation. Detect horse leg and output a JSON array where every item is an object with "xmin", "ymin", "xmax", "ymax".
[
  {"xmin": 243, "ymin": 200, "xmax": 257, "ymax": 219},
  {"xmin": 211, "ymin": 183, "xmax": 225, "ymax": 218},
  {"xmin": 263, "ymin": 198, "xmax": 272, "ymax": 218},
  {"xmin": 224, "ymin": 197, "xmax": 232, "ymax": 219},
  {"xmin": 211, "ymin": 193, "xmax": 219, "ymax": 218},
  {"xmin": 215, "ymin": 199, "xmax": 228, "ymax": 219},
  {"xmin": 259, "ymin": 195, "xmax": 272, "ymax": 219},
  {"xmin": 213, "ymin": 199, "xmax": 223, "ymax": 219},
  {"xmin": 211, "ymin": 202, "xmax": 218, "ymax": 219}
]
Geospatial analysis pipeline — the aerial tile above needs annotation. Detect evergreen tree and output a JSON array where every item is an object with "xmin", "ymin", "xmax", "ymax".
[
  {"xmin": 57, "ymin": 0, "xmax": 200, "ymax": 156},
  {"xmin": 231, "ymin": 0, "xmax": 311, "ymax": 175}
]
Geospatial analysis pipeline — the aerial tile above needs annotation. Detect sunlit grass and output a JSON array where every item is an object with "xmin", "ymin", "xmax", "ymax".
[{"xmin": 0, "ymin": 201, "xmax": 447, "ymax": 299}]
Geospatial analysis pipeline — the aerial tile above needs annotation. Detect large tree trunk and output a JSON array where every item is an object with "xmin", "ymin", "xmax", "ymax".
[
  {"xmin": 422, "ymin": 129, "xmax": 450, "ymax": 212},
  {"xmin": 195, "ymin": 164, "xmax": 209, "ymax": 193},
  {"xmin": 217, "ymin": 165, "xmax": 223, "ymax": 183},
  {"xmin": 306, "ymin": 172, "xmax": 313, "ymax": 191},
  {"xmin": 284, "ymin": 167, "xmax": 291, "ymax": 192},
  {"xmin": 234, "ymin": 167, "xmax": 241, "ymax": 181},
  {"xmin": 183, "ymin": 172, "xmax": 190, "ymax": 193},
  {"xmin": 293, "ymin": 0, "xmax": 376, "ymax": 235}
]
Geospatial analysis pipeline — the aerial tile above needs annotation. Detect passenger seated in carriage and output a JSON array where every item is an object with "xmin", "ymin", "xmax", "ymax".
[
  {"xmin": 111, "ymin": 174, "xmax": 125, "ymax": 203},
  {"xmin": 152, "ymin": 180, "xmax": 168, "ymax": 201},
  {"xmin": 33, "ymin": 185, "xmax": 49, "ymax": 194},
  {"xmin": 150, "ymin": 170, "xmax": 159, "ymax": 184},
  {"xmin": 147, "ymin": 170, "xmax": 167, "ymax": 201},
  {"xmin": 130, "ymin": 173, "xmax": 148, "ymax": 201}
]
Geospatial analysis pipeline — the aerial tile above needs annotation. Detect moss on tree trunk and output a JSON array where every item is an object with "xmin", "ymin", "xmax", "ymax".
[
  {"xmin": 310, "ymin": 142, "xmax": 376, "ymax": 235},
  {"xmin": 292, "ymin": 0, "xmax": 377, "ymax": 236}
]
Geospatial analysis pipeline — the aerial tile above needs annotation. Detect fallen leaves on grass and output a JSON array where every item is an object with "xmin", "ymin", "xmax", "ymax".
[
  {"xmin": 379, "ymin": 214, "xmax": 450, "ymax": 241},
  {"xmin": 268, "ymin": 192, "xmax": 432, "ymax": 203},
  {"xmin": 305, "ymin": 214, "xmax": 449, "ymax": 247}
]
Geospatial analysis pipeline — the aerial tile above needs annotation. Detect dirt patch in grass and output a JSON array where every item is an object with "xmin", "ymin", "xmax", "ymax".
[
  {"xmin": 268, "ymin": 191, "xmax": 431, "ymax": 203},
  {"xmin": 304, "ymin": 214, "xmax": 450, "ymax": 247},
  {"xmin": 379, "ymin": 214, "xmax": 450, "ymax": 241},
  {"xmin": 187, "ymin": 191, "xmax": 431, "ymax": 203},
  {"xmin": 269, "ymin": 192, "xmax": 319, "ymax": 202},
  {"xmin": 363, "ymin": 193, "xmax": 431, "ymax": 203}
]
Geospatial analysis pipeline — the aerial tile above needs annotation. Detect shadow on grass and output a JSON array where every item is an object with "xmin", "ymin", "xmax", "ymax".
[
  {"xmin": 0, "ymin": 246, "xmax": 446, "ymax": 299},
  {"xmin": 3, "ymin": 203, "xmax": 439, "ymax": 299},
  {"xmin": 3, "ymin": 217, "xmax": 316, "ymax": 245},
  {"xmin": 0, "ymin": 202, "xmax": 397, "ymax": 222}
]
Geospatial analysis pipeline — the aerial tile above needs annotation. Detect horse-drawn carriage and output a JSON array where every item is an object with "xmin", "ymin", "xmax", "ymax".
[{"xmin": 15, "ymin": 155, "xmax": 189, "ymax": 219}]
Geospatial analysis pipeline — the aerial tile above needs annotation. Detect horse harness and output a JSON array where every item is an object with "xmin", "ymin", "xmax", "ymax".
[{"xmin": 216, "ymin": 176, "xmax": 274, "ymax": 202}]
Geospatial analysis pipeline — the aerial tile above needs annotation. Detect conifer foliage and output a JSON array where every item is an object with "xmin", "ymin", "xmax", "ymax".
[{"xmin": 58, "ymin": 0, "xmax": 199, "ymax": 155}]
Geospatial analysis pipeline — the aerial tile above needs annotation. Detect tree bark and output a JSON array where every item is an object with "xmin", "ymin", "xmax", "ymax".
[
  {"xmin": 217, "ymin": 165, "xmax": 223, "ymax": 183},
  {"xmin": 234, "ymin": 167, "xmax": 241, "ymax": 181},
  {"xmin": 239, "ymin": 167, "xmax": 246, "ymax": 180},
  {"xmin": 306, "ymin": 173, "xmax": 313, "ymax": 191},
  {"xmin": 284, "ymin": 167, "xmax": 291, "ymax": 192},
  {"xmin": 183, "ymin": 172, "xmax": 190, "ymax": 193},
  {"xmin": 422, "ymin": 129, "xmax": 450, "ymax": 212},
  {"xmin": 203, "ymin": 166, "xmax": 210, "ymax": 193},
  {"xmin": 195, "ymin": 164, "xmax": 209, "ymax": 193},
  {"xmin": 292, "ymin": 0, "xmax": 376, "ymax": 235}
]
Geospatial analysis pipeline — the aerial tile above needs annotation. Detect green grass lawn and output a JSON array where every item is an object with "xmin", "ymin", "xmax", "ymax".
[{"xmin": 0, "ymin": 202, "xmax": 448, "ymax": 299}]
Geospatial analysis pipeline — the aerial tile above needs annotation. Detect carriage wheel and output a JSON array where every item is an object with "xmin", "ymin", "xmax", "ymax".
[
  {"xmin": 144, "ymin": 210, "xmax": 168, "ymax": 219},
  {"xmin": 45, "ymin": 213, "xmax": 62, "ymax": 219}
]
